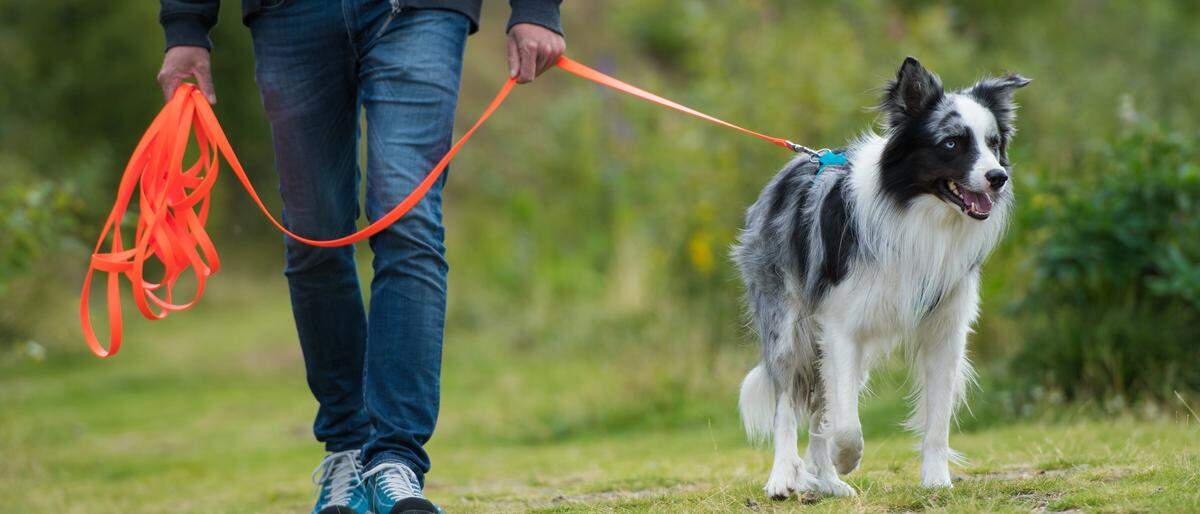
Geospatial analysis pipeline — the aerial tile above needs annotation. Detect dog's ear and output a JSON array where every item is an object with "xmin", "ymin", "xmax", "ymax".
[
  {"xmin": 969, "ymin": 74, "xmax": 1031, "ymax": 133},
  {"xmin": 970, "ymin": 74, "xmax": 1031, "ymax": 106},
  {"xmin": 880, "ymin": 56, "xmax": 944, "ymax": 127}
]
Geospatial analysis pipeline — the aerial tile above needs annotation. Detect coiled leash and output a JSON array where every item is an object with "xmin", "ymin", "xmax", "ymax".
[{"xmin": 80, "ymin": 56, "xmax": 826, "ymax": 358}]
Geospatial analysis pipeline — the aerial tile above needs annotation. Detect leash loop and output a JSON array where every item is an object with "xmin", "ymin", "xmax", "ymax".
[{"xmin": 81, "ymin": 56, "xmax": 807, "ymax": 357}]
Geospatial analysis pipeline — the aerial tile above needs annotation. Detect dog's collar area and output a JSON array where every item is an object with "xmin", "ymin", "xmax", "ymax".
[{"xmin": 815, "ymin": 150, "xmax": 848, "ymax": 175}]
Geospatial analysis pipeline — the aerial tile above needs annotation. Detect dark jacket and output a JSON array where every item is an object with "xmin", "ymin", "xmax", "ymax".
[{"xmin": 160, "ymin": 0, "xmax": 563, "ymax": 50}]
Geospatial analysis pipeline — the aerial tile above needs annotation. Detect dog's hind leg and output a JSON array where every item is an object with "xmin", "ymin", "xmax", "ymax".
[
  {"xmin": 763, "ymin": 383, "xmax": 808, "ymax": 499},
  {"xmin": 757, "ymin": 305, "xmax": 821, "ymax": 500},
  {"xmin": 911, "ymin": 279, "xmax": 978, "ymax": 488}
]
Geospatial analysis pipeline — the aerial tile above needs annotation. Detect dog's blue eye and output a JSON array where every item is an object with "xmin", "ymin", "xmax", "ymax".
[{"xmin": 942, "ymin": 140, "xmax": 956, "ymax": 150}]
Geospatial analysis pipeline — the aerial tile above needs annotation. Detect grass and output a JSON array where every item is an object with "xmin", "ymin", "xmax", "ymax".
[{"xmin": 3, "ymin": 273, "xmax": 1199, "ymax": 513}]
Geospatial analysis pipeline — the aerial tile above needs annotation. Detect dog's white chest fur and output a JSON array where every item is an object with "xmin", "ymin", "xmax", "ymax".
[{"xmin": 820, "ymin": 134, "xmax": 1009, "ymax": 342}]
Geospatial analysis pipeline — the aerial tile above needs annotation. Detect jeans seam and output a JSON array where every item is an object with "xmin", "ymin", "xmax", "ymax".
[
  {"xmin": 340, "ymin": 0, "xmax": 358, "ymax": 61},
  {"xmin": 373, "ymin": 10, "xmax": 396, "ymax": 41}
]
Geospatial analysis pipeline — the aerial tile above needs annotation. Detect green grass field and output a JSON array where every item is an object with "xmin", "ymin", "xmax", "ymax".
[{"xmin": 3, "ymin": 274, "xmax": 1199, "ymax": 513}]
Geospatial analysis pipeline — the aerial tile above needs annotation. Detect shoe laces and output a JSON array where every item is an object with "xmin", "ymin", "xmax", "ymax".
[
  {"xmin": 364, "ymin": 462, "xmax": 424, "ymax": 500},
  {"xmin": 312, "ymin": 449, "xmax": 363, "ymax": 506}
]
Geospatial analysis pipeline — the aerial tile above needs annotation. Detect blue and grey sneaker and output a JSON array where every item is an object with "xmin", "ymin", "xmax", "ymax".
[
  {"xmin": 311, "ymin": 449, "xmax": 370, "ymax": 514},
  {"xmin": 364, "ymin": 461, "xmax": 439, "ymax": 514}
]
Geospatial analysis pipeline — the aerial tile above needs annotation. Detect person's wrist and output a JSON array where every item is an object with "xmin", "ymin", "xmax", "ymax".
[
  {"xmin": 165, "ymin": 45, "xmax": 210, "ymax": 55},
  {"xmin": 507, "ymin": 0, "xmax": 563, "ymax": 36},
  {"xmin": 161, "ymin": 13, "xmax": 213, "ymax": 51},
  {"xmin": 506, "ymin": 20, "xmax": 563, "ymax": 37}
]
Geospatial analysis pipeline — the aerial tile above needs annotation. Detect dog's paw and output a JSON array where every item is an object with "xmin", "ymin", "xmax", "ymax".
[
  {"xmin": 764, "ymin": 459, "xmax": 821, "ymax": 500},
  {"xmin": 764, "ymin": 473, "xmax": 797, "ymax": 500},
  {"xmin": 831, "ymin": 429, "xmax": 864, "ymax": 475},
  {"xmin": 817, "ymin": 476, "xmax": 857, "ymax": 497},
  {"xmin": 793, "ymin": 470, "xmax": 824, "ymax": 495},
  {"xmin": 920, "ymin": 475, "xmax": 953, "ymax": 489},
  {"xmin": 764, "ymin": 460, "xmax": 799, "ymax": 500},
  {"xmin": 764, "ymin": 475, "xmax": 793, "ymax": 500},
  {"xmin": 921, "ymin": 459, "xmax": 953, "ymax": 488}
]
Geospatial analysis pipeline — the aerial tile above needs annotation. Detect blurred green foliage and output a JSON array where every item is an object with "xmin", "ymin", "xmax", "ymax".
[
  {"xmin": 0, "ymin": 170, "xmax": 79, "ymax": 291},
  {"xmin": 0, "ymin": 169, "xmax": 81, "ymax": 342},
  {"xmin": 2, "ymin": 1, "xmax": 1198, "ymax": 406},
  {"xmin": 1016, "ymin": 121, "xmax": 1200, "ymax": 402}
]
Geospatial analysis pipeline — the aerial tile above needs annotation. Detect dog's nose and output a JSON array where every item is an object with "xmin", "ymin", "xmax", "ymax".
[{"xmin": 985, "ymin": 169, "xmax": 1008, "ymax": 190}]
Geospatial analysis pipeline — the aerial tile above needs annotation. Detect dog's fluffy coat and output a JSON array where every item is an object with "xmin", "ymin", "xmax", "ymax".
[{"xmin": 733, "ymin": 57, "xmax": 1029, "ymax": 498}]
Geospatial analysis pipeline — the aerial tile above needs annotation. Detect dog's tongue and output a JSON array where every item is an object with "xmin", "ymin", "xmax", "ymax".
[{"xmin": 960, "ymin": 189, "xmax": 993, "ymax": 214}]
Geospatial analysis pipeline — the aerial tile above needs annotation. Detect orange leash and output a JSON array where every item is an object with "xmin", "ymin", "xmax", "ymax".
[
  {"xmin": 555, "ymin": 58, "xmax": 811, "ymax": 153},
  {"xmin": 80, "ymin": 56, "xmax": 804, "ymax": 358}
]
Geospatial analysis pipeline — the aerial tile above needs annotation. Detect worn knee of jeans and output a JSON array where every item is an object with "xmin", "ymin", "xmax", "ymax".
[
  {"xmin": 284, "ymin": 238, "xmax": 357, "ymax": 283},
  {"xmin": 369, "ymin": 207, "xmax": 447, "ymax": 287}
]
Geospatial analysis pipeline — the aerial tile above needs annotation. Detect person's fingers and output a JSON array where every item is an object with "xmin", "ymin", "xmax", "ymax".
[
  {"xmin": 542, "ymin": 43, "xmax": 564, "ymax": 75},
  {"xmin": 534, "ymin": 44, "xmax": 552, "ymax": 77},
  {"xmin": 159, "ymin": 74, "xmax": 181, "ymax": 102},
  {"xmin": 193, "ymin": 67, "xmax": 217, "ymax": 104},
  {"xmin": 507, "ymin": 38, "xmax": 520, "ymax": 78},
  {"xmin": 518, "ymin": 40, "xmax": 537, "ymax": 83}
]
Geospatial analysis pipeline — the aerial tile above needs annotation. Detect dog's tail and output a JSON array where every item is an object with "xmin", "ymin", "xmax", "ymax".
[{"xmin": 739, "ymin": 363, "xmax": 776, "ymax": 444}]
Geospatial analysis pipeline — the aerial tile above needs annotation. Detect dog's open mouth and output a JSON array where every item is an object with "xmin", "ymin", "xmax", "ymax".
[{"xmin": 938, "ymin": 180, "xmax": 993, "ymax": 220}]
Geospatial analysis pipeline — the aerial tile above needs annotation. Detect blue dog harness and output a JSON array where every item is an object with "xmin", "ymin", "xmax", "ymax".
[{"xmin": 814, "ymin": 149, "xmax": 848, "ymax": 175}]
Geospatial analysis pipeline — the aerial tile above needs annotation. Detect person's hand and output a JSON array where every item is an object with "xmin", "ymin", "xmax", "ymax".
[
  {"xmin": 506, "ymin": 23, "xmax": 565, "ymax": 84},
  {"xmin": 157, "ymin": 46, "xmax": 217, "ymax": 104}
]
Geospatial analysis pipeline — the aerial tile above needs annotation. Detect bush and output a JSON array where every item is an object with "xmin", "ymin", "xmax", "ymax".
[
  {"xmin": 0, "ymin": 166, "xmax": 82, "ymax": 345},
  {"xmin": 1015, "ymin": 123, "xmax": 1200, "ymax": 402}
]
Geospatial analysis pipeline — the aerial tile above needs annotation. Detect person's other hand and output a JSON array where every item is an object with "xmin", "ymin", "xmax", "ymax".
[
  {"xmin": 506, "ymin": 23, "xmax": 565, "ymax": 84},
  {"xmin": 157, "ymin": 46, "xmax": 217, "ymax": 103}
]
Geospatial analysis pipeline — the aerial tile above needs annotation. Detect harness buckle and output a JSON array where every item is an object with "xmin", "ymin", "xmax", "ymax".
[{"xmin": 814, "ymin": 149, "xmax": 848, "ymax": 176}]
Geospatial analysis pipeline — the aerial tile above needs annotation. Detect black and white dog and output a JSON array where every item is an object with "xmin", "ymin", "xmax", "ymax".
[{"xmin": 733, "ymin": 57, "xmax": 1029, "ymax": 498}]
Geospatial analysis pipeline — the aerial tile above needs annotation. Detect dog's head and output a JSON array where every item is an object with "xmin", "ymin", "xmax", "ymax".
[{"xmin": 876, "ymin": 57, "xmax": 1030, "ymax": 221}]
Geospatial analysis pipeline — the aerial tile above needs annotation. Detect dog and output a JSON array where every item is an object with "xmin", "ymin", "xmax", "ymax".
[{"xmin": 732, "ymin": 57, "xmax": 1029, "ymax": 498}]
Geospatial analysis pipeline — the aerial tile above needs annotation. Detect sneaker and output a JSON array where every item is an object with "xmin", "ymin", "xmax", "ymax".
[
  {"xmin": 364, "ymin": 461, "xmax": 439, "ymax": 514},
  {"xmin": 311, "ymin": 449, "xmax": 370, "ymax": 514}
]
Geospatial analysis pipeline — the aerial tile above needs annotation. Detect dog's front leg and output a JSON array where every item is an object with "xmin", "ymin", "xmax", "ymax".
[
  {"xmin": 914, "ymin": 328, "xmax": 967, "ymax": 488},
  {"xmin": 817, "ymin": 323, "xmax": 864, "ymax": 476},
  {"xmin": 914, "ymin": 283, "xmax": 977, "ymax": 488},
  {"xmin": 805, "ymin": 405, "xmax": 857, "ymax": 496}
]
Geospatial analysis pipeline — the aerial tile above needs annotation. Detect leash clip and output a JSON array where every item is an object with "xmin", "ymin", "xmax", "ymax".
[{"xmin": 784, "ymin": 140, "xmax": 819, "ymax": 156}]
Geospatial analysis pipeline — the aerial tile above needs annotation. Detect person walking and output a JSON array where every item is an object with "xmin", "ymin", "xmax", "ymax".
[{"xmin": 155, "ymin": 1, "xmax": 565, "ymax": 513}]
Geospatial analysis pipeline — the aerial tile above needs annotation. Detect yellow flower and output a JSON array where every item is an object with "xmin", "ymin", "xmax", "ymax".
[{"xmin": 688, "ymin": 231, "xmax": 715, "ymax": 276}]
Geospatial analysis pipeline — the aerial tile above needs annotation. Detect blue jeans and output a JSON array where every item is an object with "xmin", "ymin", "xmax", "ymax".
[{"xmin": 249, "ymin": 0, "xmax": 469, "ymax": 482}]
